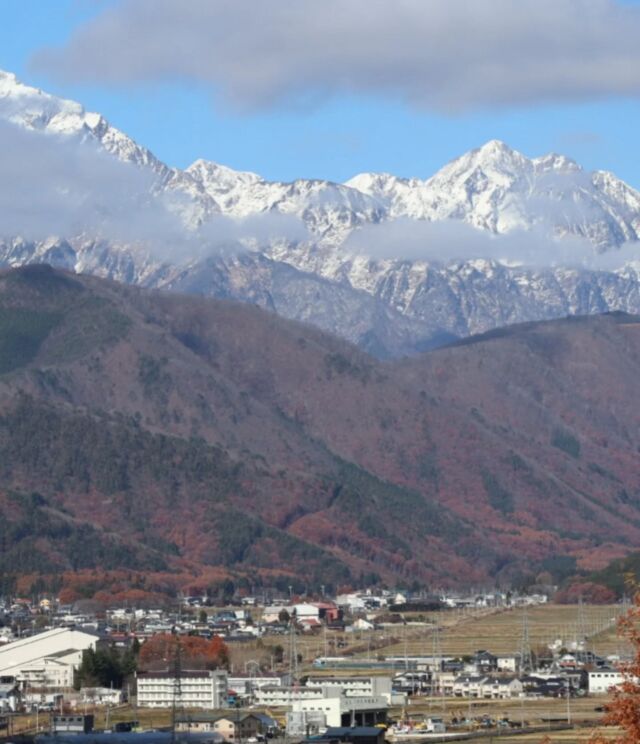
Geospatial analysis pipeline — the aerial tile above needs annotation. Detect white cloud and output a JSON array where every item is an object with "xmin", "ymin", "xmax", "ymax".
[
  {"xmin": 344, "ymin": 217, "xmax": 640, "ymax": 270},
  {"xmin": 0, "ymin": 120, "xmax": 181, "ymax": 245},
  {"xmin": 31, "ymin": 0, "xmax": 640, "ymax": 112},
  {"xmin": 0, "ymin": 120, "xmax": 306, "ymax": 260}
]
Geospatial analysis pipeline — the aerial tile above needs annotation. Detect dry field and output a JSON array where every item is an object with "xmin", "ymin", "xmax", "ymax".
[
  {"xmin": 359, "ymin": 604, "xmax": 627, "ymax": 659},
  {"xmin": 229, "ymin": 603, "xmax": 629, "ymax": 675}
]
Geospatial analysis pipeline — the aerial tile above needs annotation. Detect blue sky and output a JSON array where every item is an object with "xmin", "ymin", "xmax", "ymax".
[{"xmin": 2, "ymin": 0, "xmax": 640, "ymax": 187}]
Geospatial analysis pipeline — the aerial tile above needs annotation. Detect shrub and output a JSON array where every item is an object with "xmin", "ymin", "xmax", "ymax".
[{"xmin": 551, "ymin": 428, "xmax": 581, "ymax": 458}]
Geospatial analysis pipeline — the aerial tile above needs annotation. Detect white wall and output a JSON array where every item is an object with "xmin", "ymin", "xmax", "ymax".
[
  {"xmin": 0, "ymin": 628, "xmax": 97, "ymax": 679},
  {"xmin": 589, "ymin": 670, "xmax": 625, "ymax": 694}
]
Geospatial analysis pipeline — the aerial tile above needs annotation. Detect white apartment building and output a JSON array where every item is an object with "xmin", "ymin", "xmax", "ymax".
[
  {"xmin": 136, "ymin": 670, "xmax": 228, "ymax": 709},
  {"xmin": 306, "ymin": 676, "xmax": 391, "ymax": 698},
  {"xmin": 228, "ymin": 675, "xmax": 282, "ymax": 697},
  {"xmin": 255, "ymin": 679, "xmax": 401, "ymax": 708},
  {"xmin": 254, "ymin": 685, "xmax": 326, "ymax": 707}
]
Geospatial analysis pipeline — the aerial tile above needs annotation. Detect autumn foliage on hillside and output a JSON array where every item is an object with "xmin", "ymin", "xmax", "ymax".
[
  {"xmin": 138, "ymin": 633, "xmax": 229, "ymax": 672},
  {"xmin": 555, "ymin": 582, "xmax": 617, "ymax": 605},
  {"xmin": 4, "ymin": 267, "xmax": 640, "ymax": 591},
  {"xmin": 590, "ymin": 592, "xmax": 640, "ymax": 743}
]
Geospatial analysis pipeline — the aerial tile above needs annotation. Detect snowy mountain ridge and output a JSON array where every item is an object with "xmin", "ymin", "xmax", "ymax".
[
  {"xmin": 0, "ymin": 69, "xmax": 166, "ymax": 173},
  {"xmin": 345, "ymin": 139, "xmax": 640, "ymax": 249},
  {"xmin": 3, "ymin": 69, "xmax": 640, "ymax": 356}
]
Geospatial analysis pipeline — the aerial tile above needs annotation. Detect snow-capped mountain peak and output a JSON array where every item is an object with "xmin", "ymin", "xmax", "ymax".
[
  {"xmin": 460, "ymin": 138, "xmax": 527, "ymax": 168},
  {"xmin": 185, "ymin": 159, "xmax": 264, "ymax": 213},
  {"xmin": 533, "ymin": 152, "xmax": 582, "ymax": 173},
  {"xmin": 428, "ymin": 139, "xmax": 531, "ymax": 189},
  {"xmin": 344, "ymin": 171, "xmax": 399, "ymax": 193},
  {"xmin": 0, "ymin": 68, "xmax": 83, "ymax": 128},
  {"xmin": 0, "ymin": 67, "xmax": 169, "ymax": 176},
  {"xmin": 341, "ymin": 139, "xmax": 640, "ymax": 247},
  {"xmin": 187, "ymin": 159, "xmax": 263, "ymax": 187},
  {"xmin": 3, "ymin": 70, "xmax": 640, "ymax": 357}
]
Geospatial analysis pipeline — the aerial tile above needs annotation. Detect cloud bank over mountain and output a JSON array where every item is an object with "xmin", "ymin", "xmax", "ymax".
[
  {"xmin": 32, "ymin": 0, "xmax": 640, "ymax": 112},
  {"xmin": 345, "ymin": 218, "xmax": 640, "ymax": 269},
  {"xmin": 0, "ymin": 120, "xmax": 181, "ymax": 246},
  {"xmin": 4, "ymin": 68, "xmax": 640, "ymax": 357},
  {"xmin": 0, "ymin": 119, "xmax": 306, "ymax": 259}
]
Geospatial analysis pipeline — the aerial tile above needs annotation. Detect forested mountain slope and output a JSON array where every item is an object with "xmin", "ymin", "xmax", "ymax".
[{"xmin": 1, "ymin": 265, "xmax": 638, "ymax": 597}]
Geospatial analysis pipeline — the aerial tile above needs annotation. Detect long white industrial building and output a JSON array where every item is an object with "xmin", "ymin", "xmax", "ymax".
[{"xmin": 0, "ymin": 627, "xmax": 98, "ymax": 689}]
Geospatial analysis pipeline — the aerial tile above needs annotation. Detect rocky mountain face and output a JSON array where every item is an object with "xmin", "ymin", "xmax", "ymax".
[
  {"xmin": 2, "ymin": 70, "xmax": 640, "ymax": 356},
  {"xmin": 1, "ymin": 265, "xmax": 640, "ymax": 595}
]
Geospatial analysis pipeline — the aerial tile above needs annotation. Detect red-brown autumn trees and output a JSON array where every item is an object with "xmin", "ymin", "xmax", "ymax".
[{"xmin": 138, "ymin": 633, "xmax": 229, "ymax": 671}]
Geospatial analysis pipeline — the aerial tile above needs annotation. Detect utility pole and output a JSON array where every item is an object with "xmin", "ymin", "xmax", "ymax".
[
  {"xmin": 288, "ymin": 619, "xmax": 298, "ymax": 685},
  {"xmin": 432, "ymin": 622, "xmax": 444, "ymax": 711},
  {"xmin": 403, "ymin": 625, "xmax": 408, "ymax": 671},
  {"xmin": 519, "ymin": 608, "xmax": 532, "ymax": 673},
  {"xmin": 577, "ymin": 596, "xmax": 588, "ymax": 654},
  {"xmin": 236, "ymin": 702, "xmax": 243, "ymax": 744},
  {"xmin": 170, "ymin": 639, "xmax": 182, "ymax": 744}
]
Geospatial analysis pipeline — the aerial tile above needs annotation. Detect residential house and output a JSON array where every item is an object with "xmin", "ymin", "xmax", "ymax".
[
  {"xmin": 496, "ymin": 654, "xmax": 520, "ymax": 673},
  {"xmin": 176, "ymin": 712, "xmax": 262, "ymax": 741},
  {"xmin": 452, "ymin": 675, "xmax": 489, "ymax": 698},
  {"xmin": 392, "ymin": 672, "xmax": 430, "ymax": 694},
  {"xmin": 521, "ymin": 675, "xmax": 568, "ymax": 697},
  {"xmin": 481, "ymin": 677, "xmax": 523, "ymax": 699},
  {"xmin": 472, "ymin": 651, "xmax": 498, "ymax": 673}
]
